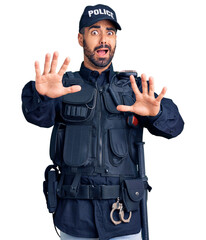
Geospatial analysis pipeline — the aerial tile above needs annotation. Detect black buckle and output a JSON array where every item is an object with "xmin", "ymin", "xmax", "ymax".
[{"xmin": 89, "ymin": 185, "xmax": 102, "ymax": 199}]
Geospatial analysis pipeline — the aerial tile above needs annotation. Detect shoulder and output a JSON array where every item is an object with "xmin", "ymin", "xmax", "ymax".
[{"xmin": 114, "ymin": 70, "xmax": 141, "ymax": 88}]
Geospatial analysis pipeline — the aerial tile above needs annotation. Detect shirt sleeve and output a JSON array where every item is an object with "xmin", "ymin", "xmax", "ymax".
[
  {"xmin": 21, "ymin": 81, "xmax": 60, "ymax": 128},
  {"xmin": 138, "ymin": 97, "xmax": 184, "ymax": 139}
]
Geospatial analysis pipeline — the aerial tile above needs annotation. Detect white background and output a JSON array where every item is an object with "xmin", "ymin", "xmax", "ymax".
[{"xmin": 0, "ymin": 0, "xmax": 206, "ymax": 239}]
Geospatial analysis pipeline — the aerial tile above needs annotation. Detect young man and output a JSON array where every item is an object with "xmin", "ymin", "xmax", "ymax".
[{"xmin": 22, "ymin": 4, "xmax": 184, "ymax": 240}]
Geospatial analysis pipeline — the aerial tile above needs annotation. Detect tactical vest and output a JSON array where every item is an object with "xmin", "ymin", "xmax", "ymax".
[
  {"xmin": 43, "ymin": 71, "xmax": 151, "ymax": 214},
  {"xmin": 50, "ymin": 71, "xmax": 142, "ymax": 174}
]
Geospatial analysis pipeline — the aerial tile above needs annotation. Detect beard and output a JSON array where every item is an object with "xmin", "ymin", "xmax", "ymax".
[{"xmin": 83, "ymin": 39, "xmax": 116, "ymax": 68}]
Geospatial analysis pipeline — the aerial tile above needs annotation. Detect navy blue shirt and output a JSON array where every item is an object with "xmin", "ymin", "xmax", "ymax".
[{"xmin": 21, "ymin": 62, "xmax": 184, "ymax": 239}]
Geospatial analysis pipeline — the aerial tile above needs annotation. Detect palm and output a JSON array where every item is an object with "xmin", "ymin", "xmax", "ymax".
[
  {"xmin": 35, "ymin": 52, "xmax": 81, "ymax": 98},
  {"xmin": 117, "ymin": 74, "xmax": 167, "ymax": 117},
  {"xmin": 36, "ymin": 72, "xmax": 66, "ymax": 98},
  {"xmin": 131, "ymin": 93, "xmax": 161, "ymax": 116}
]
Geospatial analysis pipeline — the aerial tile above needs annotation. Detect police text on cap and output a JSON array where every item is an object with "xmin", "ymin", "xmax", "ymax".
[{"xmin": 88, "ymin": 8, "xmax": 114, "ymax": 19}]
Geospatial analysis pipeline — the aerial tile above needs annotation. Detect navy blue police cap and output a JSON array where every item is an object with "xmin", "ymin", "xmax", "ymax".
[{"xmin": 79, "ymin": 4, "xmax": 122, "ymax": 32}]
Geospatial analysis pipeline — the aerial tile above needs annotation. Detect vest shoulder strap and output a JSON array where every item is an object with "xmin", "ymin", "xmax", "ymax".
[{"xmin": 63, "ymin": 71, "xmax": 84, "ymax": 87}]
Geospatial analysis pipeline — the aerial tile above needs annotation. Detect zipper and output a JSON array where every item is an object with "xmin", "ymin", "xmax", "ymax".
[{"xmin": 97, "ymin": 88, "xmax": 103, "ymax": 169}]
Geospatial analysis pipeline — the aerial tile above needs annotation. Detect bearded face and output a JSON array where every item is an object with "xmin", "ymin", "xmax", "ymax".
[
  {"xmin": 78, "ymin": 20, "xmax": 117, "ymax": 71},
  {"xmin": 83, "ymin": 39, "xmax": 116, "ymax": 68}
]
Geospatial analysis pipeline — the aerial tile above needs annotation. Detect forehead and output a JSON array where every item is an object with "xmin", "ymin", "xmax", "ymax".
[{"xmin": 87, "ymin": 20, "xmax": 116, "ymax": 30}]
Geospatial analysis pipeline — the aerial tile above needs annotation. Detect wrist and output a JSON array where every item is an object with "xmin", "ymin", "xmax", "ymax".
[{"xmin": 147, "ymin": 106, "xmax": 162, "ymax": 122}]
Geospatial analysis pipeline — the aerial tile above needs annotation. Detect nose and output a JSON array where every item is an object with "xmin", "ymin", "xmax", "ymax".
[{"xmin": 99, "ymin": 32, "xmax": 107, "ymax": 45}]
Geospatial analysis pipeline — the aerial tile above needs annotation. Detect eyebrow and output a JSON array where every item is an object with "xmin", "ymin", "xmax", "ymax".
[
  {"xmin": 106, "ymin": 27, "xmax": 116, "ymax": 32},
  {"xmin": 89, "ymin": 25, "xmax": 116, "ymax": 32},
  {"xmin": 89, "ymin": 25, "xmax": 101, "ymax": 30}
]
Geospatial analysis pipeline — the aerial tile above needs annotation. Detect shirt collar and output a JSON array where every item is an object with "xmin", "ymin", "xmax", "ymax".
[{"xmin": 79, "ymin": 62, "xmax": 115, "ymax": 85}]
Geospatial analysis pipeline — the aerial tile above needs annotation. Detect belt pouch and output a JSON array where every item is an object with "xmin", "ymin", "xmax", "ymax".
[
  {"xmin": 43, "ymin": 166, "xmax": 59, "ymax": 213},
  {"xmin": 122, "ymin": 179, "xmax": 145, "ymax": 212}
]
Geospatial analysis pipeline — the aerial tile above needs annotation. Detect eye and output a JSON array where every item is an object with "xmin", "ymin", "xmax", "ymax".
[
  {"xmin": 91, "ymin": 30, "xmax": 99, "ymax": 36},
  {"xmin": 107, "ymin": 31, "xmax": 115, "ymax": 36}
]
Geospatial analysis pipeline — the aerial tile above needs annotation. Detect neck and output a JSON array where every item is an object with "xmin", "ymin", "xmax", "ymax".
[{"xmin": 83, "ymin": 56, "xmax": 111, "ymax": 74}]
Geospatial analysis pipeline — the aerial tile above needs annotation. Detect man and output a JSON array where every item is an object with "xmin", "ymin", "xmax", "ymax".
[{"xmin": 21, "ymin": 4, "xmax": 184, "ymax": 240}]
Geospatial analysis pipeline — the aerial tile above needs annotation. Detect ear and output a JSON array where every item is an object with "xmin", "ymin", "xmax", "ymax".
[{"xmin": 78, "ymin": 33, "xmax": 83, "ymax": 47}]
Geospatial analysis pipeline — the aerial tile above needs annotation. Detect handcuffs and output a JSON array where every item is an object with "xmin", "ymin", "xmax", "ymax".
[{"xmin": 110, "ymin": 198, "xmax": 132, "ymax": 225}]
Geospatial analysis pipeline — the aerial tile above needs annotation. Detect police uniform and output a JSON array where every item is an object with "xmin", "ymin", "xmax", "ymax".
[{"xmin": 21, "ymin": 4, "xmax": 184, "ymax": 240}]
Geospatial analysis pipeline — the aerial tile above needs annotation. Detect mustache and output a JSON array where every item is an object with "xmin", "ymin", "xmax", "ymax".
[{"xmin": 94, "ymin": 44, "xmax": 111, "ymax": 51}]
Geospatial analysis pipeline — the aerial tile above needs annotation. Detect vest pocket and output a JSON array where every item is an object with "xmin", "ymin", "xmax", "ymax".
[
  {"xmin": 108, "ymin": 128, "xmax": 128, "ymax": 166},
  {"xmin": 122, "ymin": 178, "xmax": 144, "ymax": 212},
  {"xmin": 61, "ymin": 84, "xmax": 97, "ymax": 123},
  {"xmin": 63, "ymin": 125, "xmax": 92, "ymax": 167},
  {"xmin": 50, "ymin": 123, "xmax": 65, "ymax": 166}
]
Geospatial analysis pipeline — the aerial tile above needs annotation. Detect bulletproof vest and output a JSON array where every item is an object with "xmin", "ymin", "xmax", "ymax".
[{"xmin": 49, "ymin": 71, "xmax": 143, "ymax": 178}]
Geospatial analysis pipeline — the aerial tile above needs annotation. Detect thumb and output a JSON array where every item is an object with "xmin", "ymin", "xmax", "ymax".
[
  {"xmin": 63, "ymin": 85, "xmax": 82, "ymax": 94},
  {"xmin": 117, "ymin": 105, "xmax": 133, "ymax": 112}
]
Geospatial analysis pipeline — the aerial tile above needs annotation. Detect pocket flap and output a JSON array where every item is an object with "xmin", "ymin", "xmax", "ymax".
[
  {"xmin": 103, "ymin": 92, "xmax": 120, "ymax": 114},
  {"xmin": 122, "ymin": 94, "xmax": 135, "ymax": 106},
  {"xmin": 63, "ymin": 83, "xmax": 96, "ymax": 104},
  {"xmin": 124, "ymin": 179, "xmax": 144, "ymax": 202},
  {"xmin": 109, "ymin": 129, "xmax": 128, "ymax": 157}
]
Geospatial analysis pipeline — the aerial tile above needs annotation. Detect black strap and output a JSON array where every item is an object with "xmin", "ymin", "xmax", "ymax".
[
  {"xmin": 62, "ymin": 166, "xmax": 95, "ymax": 175},
  {"xmin": 60, "ymin": 184, "xmax": 120, "ymax": 200},
  {"xmin": 69, "ymin": 173, "xmax": 82, "ymax": 197}
]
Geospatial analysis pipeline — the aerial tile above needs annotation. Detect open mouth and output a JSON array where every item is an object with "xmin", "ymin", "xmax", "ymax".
[{"xmin": 96, "ymin": 49, "xmax": 109, "ymax": 57}]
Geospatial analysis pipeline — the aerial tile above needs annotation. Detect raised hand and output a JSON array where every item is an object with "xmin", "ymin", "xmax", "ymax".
[
  {"xmin": 35, "ymin": 52, "xmax": 81, "ymax": 98},
  {"xmin": 116, "ymin": 74, "xmax": 167, "ymax": 116}
]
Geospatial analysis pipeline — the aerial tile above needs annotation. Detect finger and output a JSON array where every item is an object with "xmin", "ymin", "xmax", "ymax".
[
  {"xmin": 50, "ymin": 51, "xmax": 59, "ymax": 73},
  {"xmin": 62, "ymin": 85, "xmax": 81, "ymax": 95},
  {"xmin": 116, "ymin": 105, "xmax": 133, "ymax": 112},
  {"xmin": 58, "ymin": 57, "xmax": 70, "ymax": 76},
  {"xmin": 148, "ymin": 76, "xmax": 155, "ymax": 97},
  {"xmin": 156, "ymin": 87, "xmax": 167, "ymax": 102},
  {"xmin": 43, "ymin": 53, "xmax": 51, "ymax": 74},
  {"xmin": 130, "ymin": 75, "xmax": 141, "ymax": 96},
  {"xmin": 141, "ymin": 73, "xmax": 148, "ymax": 94},
  {"xmin": 34, "ymin": 61, "xmax": 41, "ymax": 81}
]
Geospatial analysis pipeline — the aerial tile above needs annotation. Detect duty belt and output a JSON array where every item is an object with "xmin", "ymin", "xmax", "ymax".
[{"xmin": 58, "ymin": 184, "xmax": 120, "ymax": 200}]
